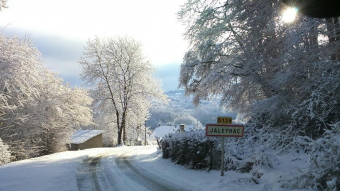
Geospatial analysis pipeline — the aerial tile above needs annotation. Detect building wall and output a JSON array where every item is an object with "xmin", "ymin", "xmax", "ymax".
[{"xmin": 70, "ymin": 134, "xmax": 103, "ymax": 150}]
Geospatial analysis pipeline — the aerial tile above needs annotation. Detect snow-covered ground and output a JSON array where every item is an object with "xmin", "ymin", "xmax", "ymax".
[
  {"xmin": 0, "ymin": 146, "xmax": 312, "ymax": 191},
  {"xmin": 0, "ymin": 148, "xmax": 110, "ymax": 191}
]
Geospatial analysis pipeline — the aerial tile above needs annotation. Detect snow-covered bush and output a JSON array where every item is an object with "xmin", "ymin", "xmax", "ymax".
[
  {"xmin": 281, "ymin": 125, "xmax": 340, "ymax": 191},
  {"xmin": 247, "ymin": 65, "xmax": 340, "ymax": 190},
  {"xmin": 0, "ymin": 138, "xmax": 11, "ymax": 165},
  {"xmin": 161, "ymin": 130, "xmax": 220, "ymax": 170},
  {"xmin": 160, "ymin": 127, "xmax": 277, "ymax": 174}
]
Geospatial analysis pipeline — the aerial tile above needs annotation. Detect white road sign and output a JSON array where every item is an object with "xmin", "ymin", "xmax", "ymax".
[{"xmin": 206, "ymin": 124, "xmax": 244, "ymax": 137}]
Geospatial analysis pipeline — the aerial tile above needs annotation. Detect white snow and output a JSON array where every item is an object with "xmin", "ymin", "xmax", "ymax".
[
  {"xmin": 0, "ymin": 146, "xmax": 313, "ymax": 191},
  {"xmin": 71, "ymin": 130, "xmax": 104, "ymax": 144},
  {"xmin": 151, "ymin": 125, "xmax": 197, "ymax": 139},
  {"xmin": 0, "ymin": 148, "xmax": 111, "ymax": 191},
  {"xmin": 151, "ymin": 125, "xmax": 177, "ymax": 138}
]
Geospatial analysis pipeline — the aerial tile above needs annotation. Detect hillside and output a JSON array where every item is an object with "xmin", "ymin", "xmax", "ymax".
[{"xmin": 147, "ymin": 89, "xmax": 237, "ymax": 129}]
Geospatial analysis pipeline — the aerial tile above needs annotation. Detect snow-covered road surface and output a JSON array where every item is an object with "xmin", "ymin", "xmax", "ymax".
[
  {"xmin": 0, "ymin": 145, "xmax": 306, "ymax": 191},
  {"xmin": 76, "ymin": 152, "xmax": 189, "ymax": 191},
  {"xmin": 76, "ymin": 156, "xmax": 103, "ymax": 191},
  {"xmin": 115, "ymin": 154, "xmax": 189, "ymax": 191}
]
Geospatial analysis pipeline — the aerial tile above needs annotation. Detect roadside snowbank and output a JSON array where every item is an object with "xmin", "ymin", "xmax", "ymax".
[{"xmin": 127, "ymin": 146, "xmax": 312, "ymax": 191}]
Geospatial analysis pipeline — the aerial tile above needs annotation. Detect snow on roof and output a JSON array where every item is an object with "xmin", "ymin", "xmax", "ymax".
[
  {"xmin": 152, "ymin": 126, "xmax": 177, "ymax": 138},
  {"xmin": 71, "ymin": 130, "xmax": 104, "ymax": 144},
  {"xmin": 151, "ymin": 125, "xmax": 199, "ymax": 138}
]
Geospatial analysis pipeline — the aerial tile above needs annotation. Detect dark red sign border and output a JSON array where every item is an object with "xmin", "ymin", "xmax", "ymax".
[{"xmin": 206, "ymin": 124, "xmax": 244, "ymax": 137}]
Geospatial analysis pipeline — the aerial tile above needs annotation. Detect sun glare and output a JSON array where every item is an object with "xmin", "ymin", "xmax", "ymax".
[{"xmin": 282, "ymin": 7, "xmax": 298, "ymax": 23}]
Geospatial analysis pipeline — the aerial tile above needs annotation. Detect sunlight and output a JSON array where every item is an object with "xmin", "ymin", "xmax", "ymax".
[{"xmin": 282, "ymin": 7, "xmax": 298, "ymax": 23}]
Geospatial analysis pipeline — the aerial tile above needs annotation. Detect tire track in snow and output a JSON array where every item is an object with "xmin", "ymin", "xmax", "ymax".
[
  {"xmin": 76, "ymin": 155, "xmax": 115, "ymax": 191},
  {"xmin": 115, "ymin": 154, "xmax": 189, "ymax": 191},
  {"xmin": 76, "ymin": 152, "xmax": 190, "ymax": 191},
  {"xmin": 76, "ymin": 153, "xmax": 140, "ymax": 191}
]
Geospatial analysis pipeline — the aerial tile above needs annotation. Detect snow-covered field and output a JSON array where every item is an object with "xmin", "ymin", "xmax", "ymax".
[{"xmin": 0, "ymin": 145, "xmax": 312, "ymax": 191}]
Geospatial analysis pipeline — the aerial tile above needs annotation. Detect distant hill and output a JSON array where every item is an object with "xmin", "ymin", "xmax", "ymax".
[{"xmin": 147, "ymin": 89, "xmax": 237, "ymax": 129}]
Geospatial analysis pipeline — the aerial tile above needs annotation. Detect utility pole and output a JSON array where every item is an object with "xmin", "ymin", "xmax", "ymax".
[{"xmin": 145, "ymin": 120, "xmax": 147, "ymax": 145}]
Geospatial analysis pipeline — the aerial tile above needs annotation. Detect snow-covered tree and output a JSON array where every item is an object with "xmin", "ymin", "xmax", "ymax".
[
  {"xmin": 0, "ymin": 34, "xmax": 93, "ymax": 159},
  {"xmin": 148, "ymin": 106, "xmax": 177, "ymax": 129},
  {"xmin": 177, "ymin": 0, "xmax": 340, "ymax": 189},
  {"xmin": 146, "ymin": 90, "xmax": 236, "ymax": 129},
  {"xmin": 178, "ymin": 0, "xmax": 286, "ymax": 111},
  {"xmin": 0, "ymin": 36, "xmax": 43, "ymax": 126},
  {"xmin": 0, "ymin": 138, "xmax": 10, "ymax": 165},
  {"xmin": 0, "ymin": 0, "xmax": 6, "ymax": 11},
  {"xmin": 178, "ymin": 0, "xmax": 340, "ymax": 133},
  {"xmin": 29, "ymin": 72, "xmax": 93, "ymax": 154},
  {"xmin": 173, "ymin": 114, "xmax": 202, "ymax": 128},
  {"xmin": 80, "ymin": 36, "xmax": 167, "ymax": 145}
]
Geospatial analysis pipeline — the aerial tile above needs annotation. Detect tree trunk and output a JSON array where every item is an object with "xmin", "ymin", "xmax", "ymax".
[
  {"xmin": 334, "ymin": 17, "xmax": 340, "ymax": 60},
  {"xmin": 116, "ymin": 111, "xmax": 122, "ymax": 145},
  {"xmin": 326, "ymin": 17, "xmax": 339, "ymax": 60},
  {"xmin": 117, "ymin": 127, "xmax": 122, "ymax": 145},
  {"xmin": 123, "ymin": 125, "xmax": 127, "ymax": 144},
  {"xmin": 120, "ymin": 109, "xmax": 128, "ymax": 145}
]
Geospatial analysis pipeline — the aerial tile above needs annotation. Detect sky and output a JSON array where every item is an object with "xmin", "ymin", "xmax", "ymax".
[{"xmin": 0, "ymin": 0, "xmax": 189, "ymax": 92}]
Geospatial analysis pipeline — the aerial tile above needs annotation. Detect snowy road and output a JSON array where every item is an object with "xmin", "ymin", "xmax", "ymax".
[
  {"xmin": 76, "ymin": 152, "xmax": 189, "ymax": 191},
  {"xmin": 76, "ymin": 156, "xmax": 104, "ymax": 191},
  {"xmin": 1, "ymin": 145, "xmax": 298, "ymax": 191}
]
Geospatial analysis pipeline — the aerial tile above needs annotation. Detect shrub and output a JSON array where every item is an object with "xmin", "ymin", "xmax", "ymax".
[
  {"xmin": 159, "ymin": 128, "xmax": 274, "ymax": 172},
  {"xmin": 160, "ymin": 130, "xmax": 220, "ymax": 170}
]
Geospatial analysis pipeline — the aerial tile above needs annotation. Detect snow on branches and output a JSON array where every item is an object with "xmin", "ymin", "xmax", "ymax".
[
  {"xmin": 177, "ymin": 0, "xmax": 340, "ymax": 189},
  {"xmin": 0, "ymin": 34, "xmax": 93, "ymax": 160},
  {"xmin": 79, "ymin": 36, "xmax": 167, "ymax": 146}
]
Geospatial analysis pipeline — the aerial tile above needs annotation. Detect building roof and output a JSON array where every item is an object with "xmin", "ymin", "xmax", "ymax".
[
  {"xmin": 70, "ymin": 130, "xmax": 104, "ymax": 144},
  {"xmin": 152, "ymin": 125, "xmax": 176, "ymax": 138}
]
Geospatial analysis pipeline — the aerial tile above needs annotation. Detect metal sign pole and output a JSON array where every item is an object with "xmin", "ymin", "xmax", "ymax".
[{"xmin": 221, "ymin": 137, "xmax": 225, "ymax": 176}]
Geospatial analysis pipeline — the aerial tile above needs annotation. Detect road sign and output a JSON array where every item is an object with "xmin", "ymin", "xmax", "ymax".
[
  {"xmin": 217, "ymin": 117, "xmax": 232, "ymax": 124},
  {"xmin": 206, "ymin": 124, "xmax": 244, "ymax": 137},
  {"xmin": 206, "ymin": 122, "xmax": 244, "ymax": 177}
]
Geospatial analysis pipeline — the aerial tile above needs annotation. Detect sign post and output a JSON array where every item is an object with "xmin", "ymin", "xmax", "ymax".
[
  {"xmin": 206, "ymin": 117, "xmax": 244, "ymax": 176},
  {"xmin": 221, "ymin": 136, "xmax": 225, "ymax": 176}
]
